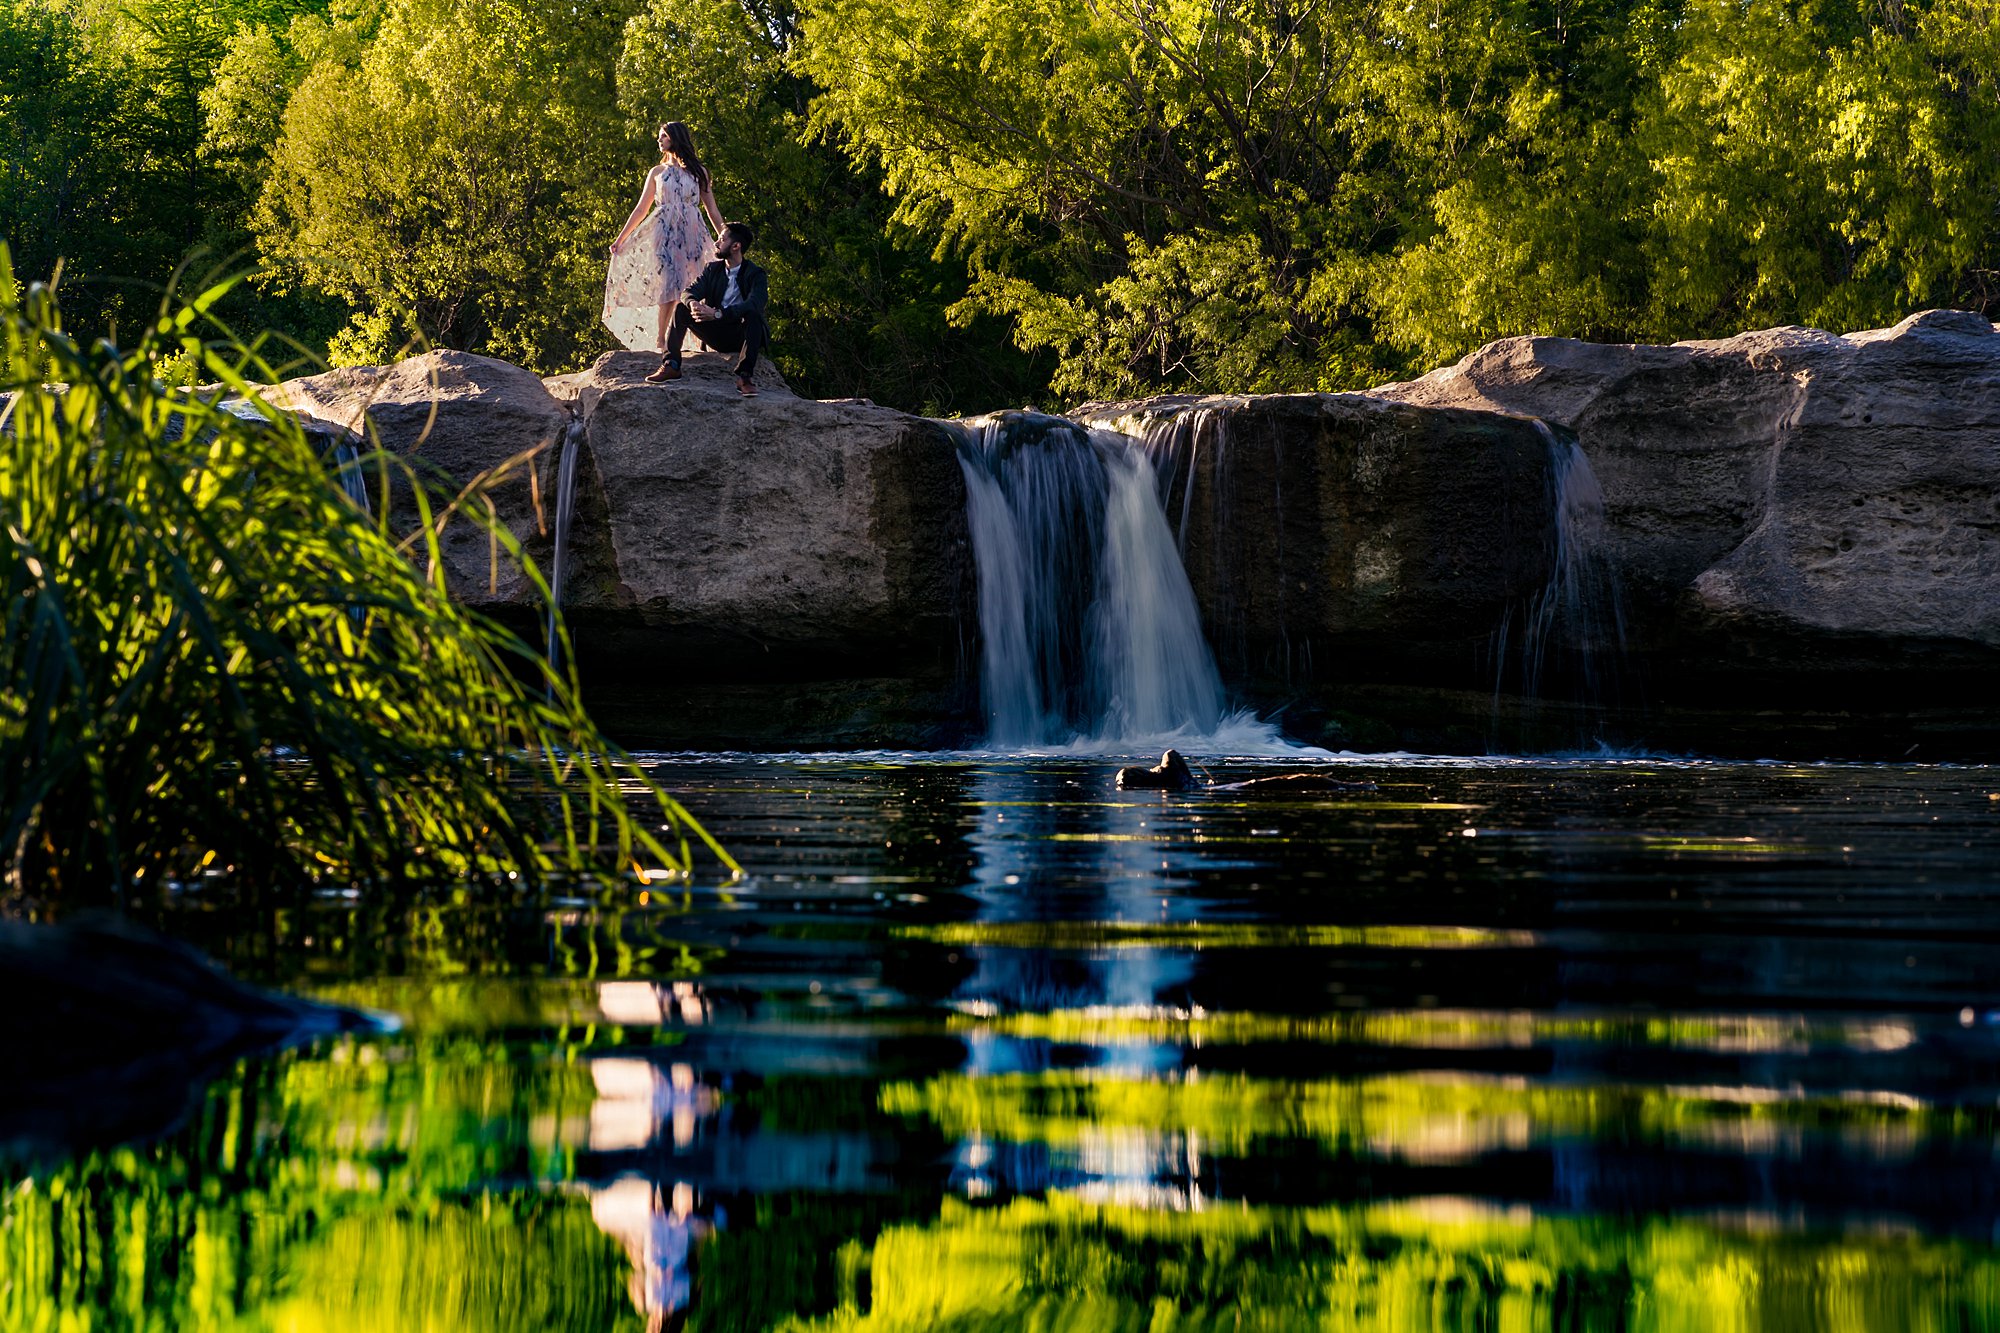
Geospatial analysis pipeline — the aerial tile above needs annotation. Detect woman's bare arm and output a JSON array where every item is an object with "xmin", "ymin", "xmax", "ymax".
[
  {"xmin": 612, "ymin": 170, "xmax": 659, "ymax": 251},
  {"xmin": 700, "ymin": 183, "xmax": 724, "ymax": 238}
]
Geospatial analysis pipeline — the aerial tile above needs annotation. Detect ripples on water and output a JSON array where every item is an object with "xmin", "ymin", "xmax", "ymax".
[{"xmin": 9, "ymin": 755, "xmax": 2000, "ymax": 1330}]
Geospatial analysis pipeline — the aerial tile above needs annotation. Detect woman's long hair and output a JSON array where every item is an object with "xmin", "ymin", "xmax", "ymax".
[{"xmin": 659, "ymin": 121, "xmax": 709, "ymax": 189}]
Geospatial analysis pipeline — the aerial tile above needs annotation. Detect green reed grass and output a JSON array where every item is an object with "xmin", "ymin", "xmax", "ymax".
[{"xmin": 0, "ymin": 246, "xmax": 734, "ymax": 905}]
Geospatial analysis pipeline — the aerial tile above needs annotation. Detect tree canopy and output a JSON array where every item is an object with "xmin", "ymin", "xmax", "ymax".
[{"xmin": 4, "ymin": 0, "xmax": 1999, "ymax": 409}]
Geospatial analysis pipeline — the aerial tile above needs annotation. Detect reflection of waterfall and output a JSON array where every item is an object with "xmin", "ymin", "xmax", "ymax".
[
  {"xmin": 1493, "ymin": 421, "xmax": 1629, "ymax": 746},
  {"xmin": 950, "ymin": 412, "xmax": 1229, "ymax": 748},
  {"xmin": 954, "ymin": 764, "xmax": 1197, "ymax": 1047},
  {"xmin": 544, "ymin": 418, "xmax": 584, "ymax": 679}
]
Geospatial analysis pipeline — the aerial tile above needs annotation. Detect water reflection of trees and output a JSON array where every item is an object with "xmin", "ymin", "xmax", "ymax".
[{"xmin": 0, "ymin": 1039, "xmax": 628, "ymax": 1331}]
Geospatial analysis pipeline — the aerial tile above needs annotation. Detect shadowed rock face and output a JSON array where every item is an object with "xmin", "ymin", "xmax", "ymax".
[{"xmin": 549, "ymin": 351, "xmax": 973, "ymax": 746}]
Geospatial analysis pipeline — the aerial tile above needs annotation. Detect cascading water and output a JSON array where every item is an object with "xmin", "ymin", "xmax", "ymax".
[
  {"xmin": 326, "ymin": 437, "xmax": 371, "ymax": 516},
  {"xmin": 1493, "ymin": 420, "xmax": 1630, "ymax": 745},
  {"xmin": 1135, "ymin": 405, "xmax": 1226, "ymax": 556},
  {"xmin": 544, "ymin": 418, "xmax": 584, "ymax": 682},
  {"xmin": 951, "ymin": 412, "xmax": 1238, "ymax": 749}
]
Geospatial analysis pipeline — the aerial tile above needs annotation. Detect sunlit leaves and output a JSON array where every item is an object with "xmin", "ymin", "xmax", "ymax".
[
  {"xmin": 252, "ymin": 0, "xmax": 642, "ymax": 369},
  {"xmin": 798, "ymin": 0, "xmax": 2000, "ymax": 396}
]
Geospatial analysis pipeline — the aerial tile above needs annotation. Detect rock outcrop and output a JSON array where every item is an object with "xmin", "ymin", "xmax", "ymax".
[
  {"xmin": 548, "ymin": 351, "xmax": 971, "ymax": 746},
  {"xmin": 269, "ymin": 350, "xmax": 568, "ymax": 607},
  {"xmin": 1369, "ymin": 312, "xmax": 2000, "ymax": 651},
  {"xmin": 1365, "ymin": 310, "xmax": 2000, "ymax": 752},
  {"xmin": 261, "ymin": 309, "xmax": 2000, "ymax": 756},
  {"xmin": 275, "ymin": 347, "xmax": 973, "ymax": 747}
]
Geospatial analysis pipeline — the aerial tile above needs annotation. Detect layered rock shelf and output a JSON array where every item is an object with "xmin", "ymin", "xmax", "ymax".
[{"xmin": 264, "ymin": 310, "xmax": 2000, "ymax": 757}]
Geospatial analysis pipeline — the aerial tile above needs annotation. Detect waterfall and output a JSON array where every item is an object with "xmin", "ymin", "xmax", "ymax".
[
  {"xmin": 1494, "ymin": 421, "xmax": 1630, "ymax": 745},
  {"xmin": 951, "ymin": 413, "xmax": 1235, "ymax": 749},
  {"xmin": 544, "ymin": 418, "xmax": 584, "ymax": 681},
  {"xmin": 326, "ymin": 436, "xmax": 371, "ymax": 516}
]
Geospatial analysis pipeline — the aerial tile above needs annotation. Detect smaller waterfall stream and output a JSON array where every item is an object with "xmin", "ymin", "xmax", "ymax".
[
  {"xmin": 1493, "ymin": 421, "xmax": 1630, "ymax": 745},
  {"xmin": 327, "ymin": 437, "xmax": 371, "ymax": 516},
  {"xmin": 952, "ymin": 413, "xmax": 1289, "ymax": 752},
  {"xmin": 544, "ymin": 419, "xmax": 584, "ymax": 682}
]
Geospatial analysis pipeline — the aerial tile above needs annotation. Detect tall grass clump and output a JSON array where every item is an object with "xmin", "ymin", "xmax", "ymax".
[{"xmin": 0, "ymin": 247, "xmax": 732, "ymax": 907}]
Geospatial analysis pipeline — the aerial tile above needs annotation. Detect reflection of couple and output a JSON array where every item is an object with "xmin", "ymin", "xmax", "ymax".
[
  {"xmin": 591, "ymin": 1177, "xmax": 716, "ymax": 1333},
  {"xmin": 603, "ymin": 121, "xmax": 768, "ymax": 397}
]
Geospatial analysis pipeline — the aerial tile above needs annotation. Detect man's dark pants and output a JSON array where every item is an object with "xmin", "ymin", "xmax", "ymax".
[{"xmin": 666, "ymin": 303, "xmax": 767, "ymax": 377}]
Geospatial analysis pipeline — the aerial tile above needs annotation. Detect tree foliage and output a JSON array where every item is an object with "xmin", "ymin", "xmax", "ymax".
[
  {"xmin": 251, "ymin": 0, "xmax": 640, "ymax": 368},
  {"xmin": 10, "ymin": 0, "xmax": 2000, "ymax": 406},
  {"xmin": 801, "ymin": 0, "xmax": 2000, "ymax": 396}
]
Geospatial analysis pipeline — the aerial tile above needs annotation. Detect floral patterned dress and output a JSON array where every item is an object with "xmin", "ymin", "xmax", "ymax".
[{"xmin": 602, "ymin": 163, "xmax": 711, "ymax": 351}]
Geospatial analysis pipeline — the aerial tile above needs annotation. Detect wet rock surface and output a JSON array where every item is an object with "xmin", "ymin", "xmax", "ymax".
[
  {"xmin": 1076, "ymin": 393, "xmax": 1562, "ymax": 703},
  {"xmin": 0, "ymin": 916, "xmax": 377, "ymax": 1154}
]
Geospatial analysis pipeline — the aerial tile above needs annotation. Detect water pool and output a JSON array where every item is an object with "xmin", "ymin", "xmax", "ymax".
[{"xmin": 9, "ymin": 754, "xmax": 2000, "ymax": 1330}]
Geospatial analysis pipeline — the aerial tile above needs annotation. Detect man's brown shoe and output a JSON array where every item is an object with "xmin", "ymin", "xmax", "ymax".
[
  {"xmin": 645, "ymin": 359, "xmax": 681, "ymax": 383},
  {"xmin": 735, "ymin": 376, "xmax": 758, "ymax": 397}
]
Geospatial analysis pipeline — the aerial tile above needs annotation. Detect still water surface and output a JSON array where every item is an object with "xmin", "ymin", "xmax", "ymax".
[{"xmin": 9, "ymin": 754, "xmax": 2000, "ymax": 1331}]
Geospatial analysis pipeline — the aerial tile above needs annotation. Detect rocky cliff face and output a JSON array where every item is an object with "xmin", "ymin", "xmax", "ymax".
[
  {"xmin": 1075, "ymin": 393, "xmax": 1566, "ymax": 745},
  {"xmin": 275, "ymin": 347, "xmax": 973, "ymax": 748},
  {"xmin": 1367, "ymin": 310, "xmax": 2000, "ymax": 752},
  {"xmin": 267, "ymin": 309, "xmax": 2000, "ymax": 756}
]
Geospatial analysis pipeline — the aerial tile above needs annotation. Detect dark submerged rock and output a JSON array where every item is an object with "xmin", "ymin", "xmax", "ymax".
[{"xmin": 0, "ymin": 916, "xmax": 382, "ymax": 1155}]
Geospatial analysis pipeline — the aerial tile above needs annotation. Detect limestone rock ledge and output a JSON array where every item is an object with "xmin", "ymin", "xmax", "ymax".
[
  {"xmin": 276, "ymin": 347, "xmax": 973, "ymax": 748},
  {"xmin": 262, "ymin": 308, "xmax": 2000, "ymax": 756},
  {"xmin": 1368, "ymin": 311, "xmax": 2000, "ymax": 656},
  {"xmin": 549, "ymin": 351, "xmax": 971, "ymax": 747}
]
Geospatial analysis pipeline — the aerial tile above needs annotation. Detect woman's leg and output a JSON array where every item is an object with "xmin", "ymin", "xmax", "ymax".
[{"xmin": 656, "ymin": 302, "xmax": 670, "ymax": 351}]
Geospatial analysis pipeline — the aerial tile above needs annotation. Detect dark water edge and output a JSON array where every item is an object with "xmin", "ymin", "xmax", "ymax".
[{"xmin": 8, "ymin": 754, "xmax": 2000, "ymax": 1331}]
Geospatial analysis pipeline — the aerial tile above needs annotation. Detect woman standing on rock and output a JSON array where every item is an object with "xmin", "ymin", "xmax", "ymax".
[{"xmin": 604, "ymin": 122, "xmax": 725, "ymax": 355}]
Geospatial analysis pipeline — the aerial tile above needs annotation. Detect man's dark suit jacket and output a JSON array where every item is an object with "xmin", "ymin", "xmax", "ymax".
[{"xmin": 682, "ymin": 259, "xmax": 768, "ymax": 320}]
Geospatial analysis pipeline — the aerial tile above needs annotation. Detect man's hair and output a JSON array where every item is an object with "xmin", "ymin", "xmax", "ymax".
[{"xmin": 723, "ymin": 220, "xmax": 756, "ymax": 253}]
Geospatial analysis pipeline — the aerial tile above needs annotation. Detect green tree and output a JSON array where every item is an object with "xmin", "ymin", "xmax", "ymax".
[
  {"xmin": 254, "ymin": 0, "xmax": 642, "ymax": 369},
  {"xmin": 0, "ymin": 0, "xmax": 138, "ymax": 334},
  {"xmin": 617, "ymin": 0, "xmax": 1043, "ymax": 412},
  {"xmin": 795, "ymin": 0, "xmax": 1388, "ymax": 397},
  {"xmin": 1638, "ymin": 0, "xmax": 2000, "ymax": 339},
  {"xmin": 797, "ymin": 0, "xmax": 2000, "ymax": 399}
]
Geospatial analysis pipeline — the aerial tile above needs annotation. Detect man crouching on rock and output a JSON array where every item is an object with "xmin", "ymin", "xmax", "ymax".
[{"xmin": 647, "ymin": 220, "xmax": 768, "ymax": 396}]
